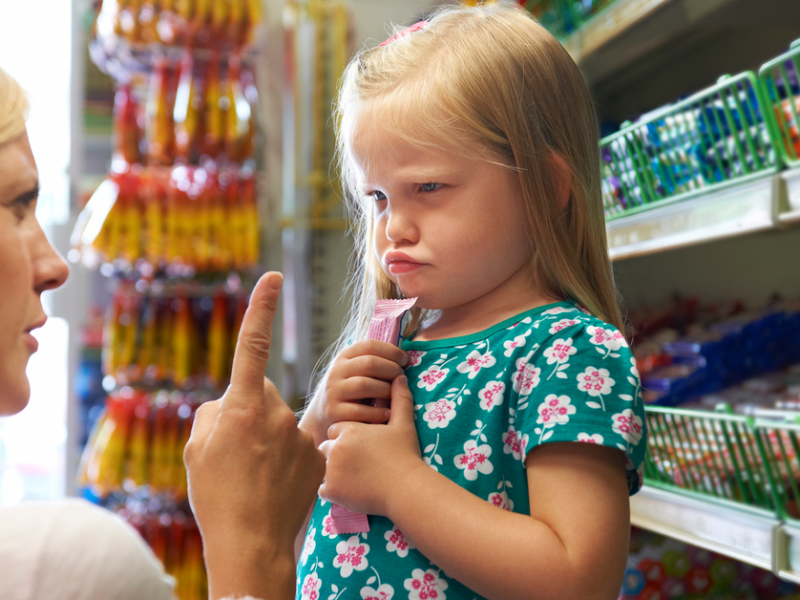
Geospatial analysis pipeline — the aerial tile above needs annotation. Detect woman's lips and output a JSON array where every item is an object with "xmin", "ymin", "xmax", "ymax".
[{"xmin": 23, "ymin": 332, "xmax": 38, "ymax": 353}]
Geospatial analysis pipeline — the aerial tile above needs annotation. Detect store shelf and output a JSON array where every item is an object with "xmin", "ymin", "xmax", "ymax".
[
  {"xmin": 607, "ymin": 174, "xmax": 779, "ymax": 260},
  {"xmin": 631, "ymin": 485, "xmax": 781, "ymax": 573},
  {"xmin": 779, "ymin": 167, "xmax": 800, "ymax": 227},
  {"xmin": 561, "ymin": 0, "xmax": 674, "ymax": 67}
]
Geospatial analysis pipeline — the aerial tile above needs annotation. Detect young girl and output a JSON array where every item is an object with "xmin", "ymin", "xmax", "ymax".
[{"xmin": 297, "ymin": 4, "xmax": 646, "ymax": 600}]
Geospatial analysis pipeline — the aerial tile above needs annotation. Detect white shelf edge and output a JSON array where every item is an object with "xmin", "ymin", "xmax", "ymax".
[{"xmin": 607, "ymin": 174, "xmax": 779, "ymax": 261}]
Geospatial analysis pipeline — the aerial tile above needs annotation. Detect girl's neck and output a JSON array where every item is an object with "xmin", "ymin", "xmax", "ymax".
[{"xmin": 413, "ymin": 268, "xmax": 560, "ymax": 342}]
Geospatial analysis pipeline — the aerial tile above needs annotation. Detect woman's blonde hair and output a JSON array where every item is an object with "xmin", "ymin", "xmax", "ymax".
[
  {"xmin": 0, "ymin": 66, "xmax": 29, "ymax": 146},
  {"xmin": 312, "ymin": 1, "xmax": 622, "ymax": 397}
]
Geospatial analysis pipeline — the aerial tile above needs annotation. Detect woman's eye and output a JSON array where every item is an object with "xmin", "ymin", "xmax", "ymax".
[{"xmin": 421, "ymin": 183, "xmax": 441, "ymax": 193}]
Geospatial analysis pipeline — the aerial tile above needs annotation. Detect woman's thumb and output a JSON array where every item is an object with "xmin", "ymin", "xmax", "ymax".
[{"xmin": 388, "ymin": 375, "xmax": 414, "ymax": 424}]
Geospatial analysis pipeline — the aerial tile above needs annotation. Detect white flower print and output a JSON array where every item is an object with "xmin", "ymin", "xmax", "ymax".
[
  {"xmin": 478, "ymin": 381, "xmax": 505, "ymax": 411},
  {"xmin": 333, "ymin": 536, "xmax": 369, "ymax": 578},
  {"xmin": 543, "ymin": 338, "xmax": 577, "ymax": 365},
  {"xmin": 512, "ymin": 355, "xmax": 541, "ymax": 396},
  {"xmin": 404, "ymin": 569, "xmax": 449, "ymax": 600},
  {"xmin": 456, "ymin": 349, "xmax": 496, "ymax": 379},
  {"xmin": 549, "ymin": 318, "xmax": 581, "ymax": 335},
  {"xmin": 321, "ymin": 512, "xmax": 337, "ymax": 538},
  {"xmin": 422, "ymin": 434, "xmax": 443, "ymax": 471},
  {"xmin": 454, "ymin": 439, "xmax": 494, "ymax": 481},
  {"xmin": 537, "ymin": 394, "xmax": 576, "ymax": 427},
  {"xmin": 577, "ymin": 367, "xmax": 615, "ymax": 410},
  {"xmin": 417, "ymin": 365, "xmax": 449, "ymax": 391},
  {"xmin": 586, "ymin": 325, "xmax": 629, "ymax": 357},
  {"xmin": 577, "ymin": 432, "xmax": 604, "ymax": 444},
  {"xmin": 502, "ymin": 427, "xmax": 528, "ymax": 462},
  {"xmin": 300, "ymin": 572, "xmax": 322, "ymax": 600},
  {"xmin": 406, "ymin": 350, "xmax": 426, "ymax": 367},
  {"xmin": 506, "ymin": 316, "xmax": 533, "ymax": 330},
  {"xmin": 361, "ymin": 584, "xmax": 394, "ymax": 600},
  {"xmin": 543, "ymin": 337, "xmax": 577, "ymax": 380},
  {"xmin": 503, "ymin": 334, "xmax": 529, "ymax": 357},
  {"xmin": 299, "ymin": 527, "xmax": 316, "ymax": 566},
  {"xmin": 630, "ymin": 357, "xmax": 640, "ymax": 379},
  {"xmin": 422, "ymin": 399, "xmax": 457, "ymax": 429},
  {"xmin": 488, "ymin": 490, "xmax": 514, "ymax": 511},
  {"xmin": 543, "ymin": 306, "xmax": 573, "ymax": 316},
  {"xmin": 612, "ymin": 409, "xmax": 644, "ymax": 446},
  {"xmin": 384, "ymin": 525, "xmax": 415, "ymax": 557}
]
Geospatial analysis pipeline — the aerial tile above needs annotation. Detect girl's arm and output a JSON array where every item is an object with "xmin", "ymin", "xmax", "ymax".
[
  {"xmin": 387, "ymin": 442, "xmax": 629, "ymax": 600},
  {"xmin": 320, "ymin": 377, "xmax": 630, "ymax": 600}
]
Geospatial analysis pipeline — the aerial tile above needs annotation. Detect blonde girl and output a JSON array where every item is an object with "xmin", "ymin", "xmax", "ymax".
[{"xmin": 297, "ymin": 3, "xmax": 646, "ymax": 600}]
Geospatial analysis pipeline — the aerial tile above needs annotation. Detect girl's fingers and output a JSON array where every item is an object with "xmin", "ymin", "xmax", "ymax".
[
  {"xmin": 334, "ymin": 402, "xmax": 392, "ymax": 424},
  {"xmin": 340, "ymin": 355, "xmax": 406, "ymax": 382},
  {"xmin": 340, "ymin": 339, "xmax": 408, "ymax": 367},
  {"xmin": 336, "ymin": 377, "xmax": 392, "ymax": 401}
]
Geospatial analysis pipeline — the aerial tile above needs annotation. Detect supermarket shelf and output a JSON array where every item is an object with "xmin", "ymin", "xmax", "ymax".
[
  {"xmin": 776, "ymin": 523, "xmax": 800, "ymax": 584},
  {"xmin": 779, "ymin": 167, "xmax": 800, "ymax": 227},
  {"xmin": 606, "ymin": 175, "xmax": 779, "ymax": 261},
  {"xmin": 630, "ymin": 486, "xmax": 781, "ymax": 573},
  {"xmin": 562, "ymin": 0, "xmax": 674, "ymax": 66}
]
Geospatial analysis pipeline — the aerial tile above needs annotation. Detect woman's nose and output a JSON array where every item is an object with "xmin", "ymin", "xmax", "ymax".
[{"xmin": 32, "ymin": 226, "xmax": 69, "ymax": 294}]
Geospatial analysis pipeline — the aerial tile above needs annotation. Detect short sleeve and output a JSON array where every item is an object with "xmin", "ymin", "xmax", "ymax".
[{"xmin": 514, "ymin": 320, "xmax": 647, "ymax": 495}]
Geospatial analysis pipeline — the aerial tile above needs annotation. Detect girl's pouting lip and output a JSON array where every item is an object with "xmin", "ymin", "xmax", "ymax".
[{"xmin": 383, "ymin": 250, "xmax": 426, "ymax": 275}]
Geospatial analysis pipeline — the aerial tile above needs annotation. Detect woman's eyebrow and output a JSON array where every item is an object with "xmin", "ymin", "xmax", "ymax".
[{"xmin": 9, "ymin": 184, "xmax": 40, "ymax": 205}]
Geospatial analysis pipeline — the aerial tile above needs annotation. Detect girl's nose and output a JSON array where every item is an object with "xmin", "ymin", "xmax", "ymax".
[
  {"xmin": 385, "ymin": 205, "xmax": 419, "ymax": 244},
  {"xmin": 32, "ymin": 225, "xmax": 69, "ymax": 294}
]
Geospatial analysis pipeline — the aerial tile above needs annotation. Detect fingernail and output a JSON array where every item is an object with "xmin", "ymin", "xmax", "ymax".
[
  {"xmin": 397, "ymin": 375, "xmax": 408, "ymax": 386},
  {"xmin": 400, "ymin": 352, "xmax": 409, "ymax": 366},
  {"xmin": 269, "ymin": 273, "xmax": 283, "ymax": 291},
  {"xmin": 384, "ymin": 410, "xmax": 392, "ymax": 420}
]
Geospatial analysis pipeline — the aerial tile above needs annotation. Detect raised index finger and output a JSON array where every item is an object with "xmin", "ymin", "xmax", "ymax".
[{"xmin": 228, "ymin": 271, "xmax": 282, "ymax": 398}]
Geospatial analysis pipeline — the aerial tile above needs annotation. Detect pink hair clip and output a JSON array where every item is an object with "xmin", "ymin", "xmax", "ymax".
[{"xmin": 379, "ymin": 20, "xmax": 428, "ymax": 47}]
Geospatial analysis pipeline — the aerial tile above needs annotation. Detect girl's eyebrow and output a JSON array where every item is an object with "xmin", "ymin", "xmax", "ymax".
[{"xmin": 359, "ymin": 166, "xmax": 465, "ymax": 191}]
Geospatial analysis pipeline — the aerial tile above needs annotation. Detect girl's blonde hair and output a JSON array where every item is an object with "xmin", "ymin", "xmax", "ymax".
[
  {"xmin": 0, "ymin": 66, "xmax": 29, "ymax": 146},
  {"xmin": 314, "ymin": 1, "xmax": 622, "ymax": 396}
]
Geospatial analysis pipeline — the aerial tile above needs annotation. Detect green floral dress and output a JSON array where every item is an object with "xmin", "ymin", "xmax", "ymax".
[{"xmin": 296, "ymin": 301, "xmax": 646, "ymax": 600}]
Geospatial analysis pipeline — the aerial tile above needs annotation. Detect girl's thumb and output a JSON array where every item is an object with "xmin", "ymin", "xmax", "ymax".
[{"xmin": 388, "ymin": 375, "xmax": 414, "ymax": 423}]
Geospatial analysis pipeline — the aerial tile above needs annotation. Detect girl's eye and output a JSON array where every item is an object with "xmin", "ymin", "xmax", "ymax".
[
  {"xmin": 370, "ymin": 190, "xmax": 387, "ymax": 202},
  {"xmin": 421, "ymin": 183, "xmax": 442, "ymax": 193}
]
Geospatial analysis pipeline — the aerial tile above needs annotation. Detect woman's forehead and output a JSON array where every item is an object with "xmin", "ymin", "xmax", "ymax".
[{"xmin": 0, "ymin": 131, "xmax": 37, "ymax": 201}]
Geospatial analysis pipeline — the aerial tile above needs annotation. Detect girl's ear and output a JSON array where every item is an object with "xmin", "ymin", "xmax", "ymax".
[{"xmin": 549, "ymin": 152, "xmax": 572, "ymax": 213}]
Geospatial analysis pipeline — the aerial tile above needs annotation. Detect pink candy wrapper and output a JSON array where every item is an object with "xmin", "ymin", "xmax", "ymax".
[{"xmin": 328, "ymin": 297, "xmax": 417, "ymax": 535}]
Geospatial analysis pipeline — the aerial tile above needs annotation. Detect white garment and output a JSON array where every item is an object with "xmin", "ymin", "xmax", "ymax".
[{"xmin": 0, "ymin": 498, "xmax": 174, "ymax": 600}]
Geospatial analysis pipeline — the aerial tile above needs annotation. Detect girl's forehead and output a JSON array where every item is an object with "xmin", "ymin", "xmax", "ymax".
[{"xmin": 349, "ymin": 104, "xmax": 472, "ymax": 180}]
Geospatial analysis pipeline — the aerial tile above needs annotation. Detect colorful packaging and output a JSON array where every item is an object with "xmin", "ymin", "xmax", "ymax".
[{"xmin": 329, "ymin": 297, "xmax": 417, "ymax": 535}]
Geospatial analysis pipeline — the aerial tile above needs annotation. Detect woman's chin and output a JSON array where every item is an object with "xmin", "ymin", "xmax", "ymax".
[{"xmin": 0, "ymin": 377, "xmax": 31, "ymax": 417}]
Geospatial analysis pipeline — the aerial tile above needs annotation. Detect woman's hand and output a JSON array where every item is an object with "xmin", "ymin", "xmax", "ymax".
[
  {"xmin": 299, "ymin": 339, "xmax": 408, "ymax": 447},
  {"xmin": 318, "ymin": 375, "xmax": 424, "ymax": 516},
  {"xmin": 184, "ymin": 272, "xmax": 325, "ymax": 600}
]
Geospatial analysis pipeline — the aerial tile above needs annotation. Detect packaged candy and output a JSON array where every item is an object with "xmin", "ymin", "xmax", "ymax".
[{"xmin": 330, "ymin": 297, "xmax": 418, "ymax": 535}]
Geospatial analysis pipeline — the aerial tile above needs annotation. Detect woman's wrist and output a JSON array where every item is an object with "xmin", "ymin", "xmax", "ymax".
[{"xmin": 205, "ymin": 536, "xmax": 296, "ymax": 600}]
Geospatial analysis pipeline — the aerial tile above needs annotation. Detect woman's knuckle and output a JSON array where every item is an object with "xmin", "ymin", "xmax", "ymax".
[{"xmin": 239, "ymin": 330, "xmax": 272, "ymax": 361}]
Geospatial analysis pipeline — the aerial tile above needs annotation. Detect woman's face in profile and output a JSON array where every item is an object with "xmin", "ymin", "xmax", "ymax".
[{"xmin": 0, "ymin": 130, "xmax": 69, "ymax": 416}]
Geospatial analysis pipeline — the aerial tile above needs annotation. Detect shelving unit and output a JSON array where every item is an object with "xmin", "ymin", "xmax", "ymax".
[{"xmin": 585, "ymin": 5, "xmax": 800, "ymax": 581}]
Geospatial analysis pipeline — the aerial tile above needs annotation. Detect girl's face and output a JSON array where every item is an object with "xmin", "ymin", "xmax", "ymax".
[
  {"xmin": 351, "ymin": 108, "xmax": 535, "ymax": 318},
  {"xmin": 0, "ymin": 130, "xmax": 69, "ymax": 416}
]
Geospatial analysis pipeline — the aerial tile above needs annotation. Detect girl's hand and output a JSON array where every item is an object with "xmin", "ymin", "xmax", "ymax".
[
  {"xmin": 184, "ymin": 273, "xmax": 326, "ymax": 600},
  {"xmin": 300, "ymin": 340, "xmax": 409, "ymax": 447},
  {"xmin": 318, "ymin": 375, "xmax": 423, "ymax": 516}
]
